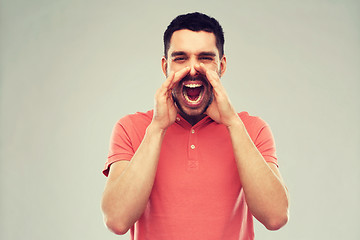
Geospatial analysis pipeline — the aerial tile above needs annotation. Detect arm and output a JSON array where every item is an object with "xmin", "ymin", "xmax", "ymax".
[
  {"xmin": 197, "ymin": 63, "xmax": 289, "ymax": 230},
  {"xmin": 101, "ymin": 68, "xmax": 191, "ymax": 235},
  {"xmin": 228, "ymin": 121, "xmax": 289, "ymax": 230}
]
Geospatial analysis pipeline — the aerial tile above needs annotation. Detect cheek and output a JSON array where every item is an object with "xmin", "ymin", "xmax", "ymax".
[
  {"xmin": 206, "ymin": 61, "xmax": 221, "ymax": 73},
  {"xmin": 205, "ymin": 65, "xmax": 221, "ymax": 78}
]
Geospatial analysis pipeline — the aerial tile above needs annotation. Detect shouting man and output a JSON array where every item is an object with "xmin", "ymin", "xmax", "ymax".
[{"xmin": 101, "ymin": 12, "xmax": 289, "ymax": 240}]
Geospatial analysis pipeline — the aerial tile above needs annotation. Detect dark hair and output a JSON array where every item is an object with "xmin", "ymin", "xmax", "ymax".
[{"xmin": 163, "ymin": 12, "xmax": 225, "ymax": 59}]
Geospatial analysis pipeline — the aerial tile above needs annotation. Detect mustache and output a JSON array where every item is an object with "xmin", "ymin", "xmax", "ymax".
[{"xmin": 181, "ymin": 73, "xmax": 207, "ymax": 82}]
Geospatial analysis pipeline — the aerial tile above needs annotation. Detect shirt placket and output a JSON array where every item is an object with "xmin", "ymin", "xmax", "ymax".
[{"xmin": 187, "ymin": 127, "xmax": 199, "ymax": 170}]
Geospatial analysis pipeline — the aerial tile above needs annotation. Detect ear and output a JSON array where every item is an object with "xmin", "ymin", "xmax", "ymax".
[
  {"xmin": 220, "ymin": 55, "xmax": 227, "ymax": 77},
  {"xmin": 161, "ymin": 56, "xmax": 167, "ymax": 77}
]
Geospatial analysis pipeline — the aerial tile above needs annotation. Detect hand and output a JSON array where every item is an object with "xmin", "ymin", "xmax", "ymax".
[
  {"xmin": 151, "ymin": 67, "xmax": 190, "ymax": 131},
  {"xmin": 195, "ymin": 63, "xmax": 241, "ymax": 127}
]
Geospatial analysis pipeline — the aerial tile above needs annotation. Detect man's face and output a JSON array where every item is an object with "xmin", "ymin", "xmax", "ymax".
[{"xmin": 162, "ymin": 29, "xmax": 226, "ymax": 119}]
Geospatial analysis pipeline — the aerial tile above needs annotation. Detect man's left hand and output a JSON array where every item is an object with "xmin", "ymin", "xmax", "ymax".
[{"xmin": 195, "ymin": 63, "xmax": 241, "ymax": 127}]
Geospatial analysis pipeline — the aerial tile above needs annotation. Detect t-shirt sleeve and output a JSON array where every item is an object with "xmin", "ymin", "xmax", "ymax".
[
  {"xmin": 254, "ymin": 122, "xmax": 278, "ymax": 167},
  {"xmin": 103, "ymin": 120, "xmax": 135, "ymax": 177}
]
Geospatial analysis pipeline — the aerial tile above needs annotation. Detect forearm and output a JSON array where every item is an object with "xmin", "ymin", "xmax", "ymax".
[
  {"xmin": 102, "ymin": 67, "xmax": 191, "ymax": 234},
  {"xmin": 228, "ymin": 120, "xmax": 289, "ymax": 230},
  {"xmin": 102, "ymin": 123, "xmax": 165, "ymax": 233}
]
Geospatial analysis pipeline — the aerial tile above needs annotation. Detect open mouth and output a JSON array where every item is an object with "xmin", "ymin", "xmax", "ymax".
[{"xmin": 181, "ymin": 80, "xmax": 205, "ymax": 106}]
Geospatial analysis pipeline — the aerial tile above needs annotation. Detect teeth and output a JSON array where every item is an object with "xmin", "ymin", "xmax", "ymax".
[{"xmin": 185, "ymin": 83, "xmax": 202, "ymax": 88}]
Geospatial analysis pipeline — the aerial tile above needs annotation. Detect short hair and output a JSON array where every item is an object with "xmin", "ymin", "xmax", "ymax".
[{"xmin": 163, "ymin": 12, "xmax": 225, "ymax": 59}]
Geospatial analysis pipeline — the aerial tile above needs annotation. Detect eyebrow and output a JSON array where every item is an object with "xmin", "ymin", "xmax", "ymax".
[
  {"xmin": 170, "ymin": 51, "xmax": 216, "ymax": 58},
  {"xmin": 170, "ymin": 51, "xmax": 187, "ymax": 57},
  {"xmin": 197, "ymin": 51, "xmax": 216, "ymax": 57}
]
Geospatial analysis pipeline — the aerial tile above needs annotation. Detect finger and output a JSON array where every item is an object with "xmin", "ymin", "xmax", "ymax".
[
  {"xmin": 157, "ymin": 71, "xmax": 175, "ymax": 97},
  {"xmin": 197, "ymin": 63, "xmax": 221, "ymax": 88},
  {"xmin": 161, "ymin": 71, "xmax": 175, "ymax": 89},
  {"xmin": 194, "ymin": 63, "xmax": 206, "ymax": 75},
  {"xmin": 169, "ymin": 66, "xmax": 190, "ymax": 89}
]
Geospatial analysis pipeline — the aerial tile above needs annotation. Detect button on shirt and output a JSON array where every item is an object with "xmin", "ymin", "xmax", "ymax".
[{"xmin": 104, "ymin": 110, "xmax": 278, "ymax": 240}]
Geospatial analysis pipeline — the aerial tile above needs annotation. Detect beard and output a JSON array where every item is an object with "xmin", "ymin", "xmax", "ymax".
[{"xmin": 172, "ymin": 89, "xmax": 214, "ymax": 116}]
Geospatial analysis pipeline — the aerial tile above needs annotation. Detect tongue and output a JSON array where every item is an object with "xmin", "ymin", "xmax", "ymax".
[{"xmin": 186, "ymin": 87, "xmax": 202, "ymax": 100}]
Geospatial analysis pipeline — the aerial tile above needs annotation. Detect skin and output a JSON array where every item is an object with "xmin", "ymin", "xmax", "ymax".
[
  {"xmin": 101, "ymin": 29, "xmax": 289, "ymax": 235},
  {"xmin": 162, "ymin": 30, "xmax": 226, "ymax": 125}
]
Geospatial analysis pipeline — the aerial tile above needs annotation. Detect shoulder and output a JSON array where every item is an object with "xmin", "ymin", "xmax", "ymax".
[
  {"xmin": 238, "ymin": 111, "xmax": 268, "ymax": 128},
  {"xmin": 238, "ymin": 111, "xmax": 271, "ymax": 142},
  {"xmin": 110, "ymin": 110, "xmax": 153, "ymax": 151},
  {"xmin": 118, "ymin": 110, "xmax": 153, "ymax": 128},
  {"xmin": 112, "ymin": 110, "xmax": 153, "ymax": 139}
]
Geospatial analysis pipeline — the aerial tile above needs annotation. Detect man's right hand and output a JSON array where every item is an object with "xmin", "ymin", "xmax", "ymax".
[{"xmin": 151, "ymin": 67, "xmax": 190, "ymax": 131}]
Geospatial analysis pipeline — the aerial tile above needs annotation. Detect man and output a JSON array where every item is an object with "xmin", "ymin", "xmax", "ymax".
[{"xmin": 101, "ymin": 12, "xmax": 289, "ymax": 240}]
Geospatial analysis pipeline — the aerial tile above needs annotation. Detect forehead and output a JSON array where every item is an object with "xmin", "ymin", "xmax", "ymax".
[{"xmin": 169, "ymin": 29, "xmax": 218, "ymax": 55}]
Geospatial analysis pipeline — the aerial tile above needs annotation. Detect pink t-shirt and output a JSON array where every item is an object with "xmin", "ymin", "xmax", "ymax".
[{"xmin": 103, "ymin": 110, "xmax": 278, "ymax": 240}]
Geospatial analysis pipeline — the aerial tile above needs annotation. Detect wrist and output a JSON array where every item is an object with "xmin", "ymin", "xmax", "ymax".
[
  {"xmin": 226, "ymin": 117, "xmax": 245, "ymax": 131},
  {"xmin": 147, "ymin": 122, "xmax": 168, "ymax": 136},
  {"xmin": 225, "ymin": 114, "xmax": 243, "ymax": 128}
]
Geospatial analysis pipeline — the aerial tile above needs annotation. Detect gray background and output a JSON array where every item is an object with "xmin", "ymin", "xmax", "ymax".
[{"xmin": 1, "ymin": 0, "xmax": 359, "ymax": 239}]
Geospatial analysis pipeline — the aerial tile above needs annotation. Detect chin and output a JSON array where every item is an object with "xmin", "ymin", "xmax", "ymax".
[{"xmin": 174, "ymin": 93, "xmax": 213, "ymax": 119}]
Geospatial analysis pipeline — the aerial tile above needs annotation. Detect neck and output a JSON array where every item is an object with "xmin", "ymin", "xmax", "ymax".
[{"xmin": 179, "ymin": 112, "xmax": 207, "ymax": 126}]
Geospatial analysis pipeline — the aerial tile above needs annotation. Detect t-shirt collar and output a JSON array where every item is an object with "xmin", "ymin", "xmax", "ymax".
[{"xmin": 175, "ymin": 113, "xmax": 214, "ymax": 129}]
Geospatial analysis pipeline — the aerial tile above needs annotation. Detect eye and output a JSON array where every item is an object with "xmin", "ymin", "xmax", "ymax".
[
  {"xmin": 199, "ymin": 57, "xmax": 214, "ymax": 61},
  {"xmin": 173, "ymin": 57, "xmax": 187, "ymax": 62}
]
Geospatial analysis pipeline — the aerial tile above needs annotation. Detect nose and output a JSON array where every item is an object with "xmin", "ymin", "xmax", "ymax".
[
  {"xmin": 189, "ymin": 65, "xmax": 197, "ymax": 76},
  {"xmin": 188, "ymin": 59, "xmax": 200, "ymax": 76}
]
